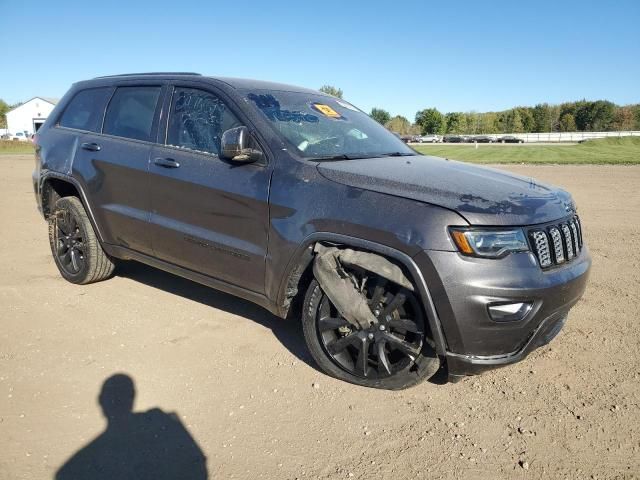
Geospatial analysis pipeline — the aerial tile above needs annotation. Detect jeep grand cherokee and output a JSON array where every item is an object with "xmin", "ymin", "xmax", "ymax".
[{"xmin": 32, "ymin": 73, "xmax": 590, "ymax": 389}]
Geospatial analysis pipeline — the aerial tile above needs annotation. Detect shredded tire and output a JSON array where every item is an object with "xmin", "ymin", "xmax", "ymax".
[{"xmin": 302, "ymin": 279, "xmax": 440, "ymax": 390}]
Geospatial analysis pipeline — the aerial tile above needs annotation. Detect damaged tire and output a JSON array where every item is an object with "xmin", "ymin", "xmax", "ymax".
[
  {"xmin": 48, "ymin": 196, "xmax": 115, "ymax": 284},
  {"xmin": 302, "ymin": 275, "xmax": 439, "ymax": 390}
]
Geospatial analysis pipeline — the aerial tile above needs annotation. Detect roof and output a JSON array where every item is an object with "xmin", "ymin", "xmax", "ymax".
[
  {"xmin": 94, "ymin": 72, "xmax": 201, "ymax": 79},
  {"xmin": 212, "ymin": 77, "xmax": 322, "ymax": 95},
  {"xmin": 6, "ymin": 96, "xmax": 59, "ymax": 113},
  {"xmin": 82, "ymin": 73, "xmax": 324, "ymax": 96}
]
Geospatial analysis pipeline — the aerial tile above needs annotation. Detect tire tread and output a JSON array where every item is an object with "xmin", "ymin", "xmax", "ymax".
[{"xmin": 48, "ymin": 196, "xmax": 114, "ymax": 285}]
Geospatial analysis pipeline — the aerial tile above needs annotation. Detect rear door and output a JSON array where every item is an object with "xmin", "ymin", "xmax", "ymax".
[
  {"xmin": 147, "ymin": 84, "xmax": 271, "ymax": 293},
  {"xmin": 71, "ymin": 84, "xmax": 165, "ymax": 255}
]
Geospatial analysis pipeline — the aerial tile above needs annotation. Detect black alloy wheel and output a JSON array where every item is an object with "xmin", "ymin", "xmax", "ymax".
[
  {"xmin": 318, "ymin": 278, "xmax": 424, "ymax": 379},
  {"xmin": 302, "ymin": 268, "xmax": 439, "ymax": 389},
  {"xmin": 54, "ymin": 210, "xmax": 86, "ymax": 275},
  {"xmin": 48, "ymin": 196, "xmax": 115, "ymax": 284}
]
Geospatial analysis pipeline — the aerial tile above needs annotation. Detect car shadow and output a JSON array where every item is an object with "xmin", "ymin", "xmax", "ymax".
[
  {"xmin": 56, "ymin": 373, "xmax": 208, "ymax": 480},
  {"xmin": 115, "ymin": 261, "xmax": 316, "ymax": 370}
]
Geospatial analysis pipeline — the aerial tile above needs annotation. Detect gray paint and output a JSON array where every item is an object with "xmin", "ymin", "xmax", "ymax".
[{"xmin": 317, "ymin": 155, "xmax": 575, "ymax": 226}]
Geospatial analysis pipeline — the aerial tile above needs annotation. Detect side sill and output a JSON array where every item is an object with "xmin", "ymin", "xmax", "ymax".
[{"xmin": 103, "ymin": 244, "xmax": 279, "ymax": 316}]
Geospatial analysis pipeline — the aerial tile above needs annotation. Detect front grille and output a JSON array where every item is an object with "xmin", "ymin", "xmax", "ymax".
[{"xmin": 529, "ymin": 216, "xmax": 583, "ymax": 269}]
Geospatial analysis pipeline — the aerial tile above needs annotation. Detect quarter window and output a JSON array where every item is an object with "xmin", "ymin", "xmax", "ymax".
[
  {"xmin": 167, "ymin": 88, "xmax": 241, "ymax": 155},
  {"xmin": 59, "ymin": 87, "xmax": 112, "ymax": 132},
  {"xmin": 103, "ymin": 86, "xmax": 161, "ymax": 142}
]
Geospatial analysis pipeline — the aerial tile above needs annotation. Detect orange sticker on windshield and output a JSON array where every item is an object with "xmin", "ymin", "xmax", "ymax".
[{"xmin": 312, "ymin": 103, "xmax": 341, "ymax": 118}]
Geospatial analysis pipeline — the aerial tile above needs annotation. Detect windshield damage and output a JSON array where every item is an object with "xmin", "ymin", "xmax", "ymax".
[{"xmin": 247, "ymin": 90, "xmax": 415, "ymax": 161}]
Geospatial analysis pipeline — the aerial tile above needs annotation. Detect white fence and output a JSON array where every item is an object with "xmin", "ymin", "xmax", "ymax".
[{"xmin": 495, "ymin": 131, "xmax": 639, "ymax": 143}]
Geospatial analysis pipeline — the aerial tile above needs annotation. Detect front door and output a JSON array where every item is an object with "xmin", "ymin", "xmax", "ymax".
[{"xmin": 147, "ymin": 86, "xmax": 271, "ymax": 294}]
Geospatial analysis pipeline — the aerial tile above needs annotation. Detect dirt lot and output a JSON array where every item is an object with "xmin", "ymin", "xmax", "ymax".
[{"xmin": 1, "ymin": 155, "xmax": 639, "ymax": 479}]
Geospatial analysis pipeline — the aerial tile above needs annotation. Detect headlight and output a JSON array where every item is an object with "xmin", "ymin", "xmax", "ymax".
[{"xmin": 450, "ymin": 228, "xmax": 529, "ymax": 258}]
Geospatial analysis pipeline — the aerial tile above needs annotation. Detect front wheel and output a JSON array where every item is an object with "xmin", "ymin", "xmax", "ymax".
[{"xmin": 302, "ymin": 277, "xmax": 439, "ymax": 390}]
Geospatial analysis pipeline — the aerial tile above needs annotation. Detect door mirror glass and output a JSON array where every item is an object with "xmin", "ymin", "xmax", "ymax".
[{"xmin": 220, "ymin": 126, "xmax": 262, "ymax": 163}]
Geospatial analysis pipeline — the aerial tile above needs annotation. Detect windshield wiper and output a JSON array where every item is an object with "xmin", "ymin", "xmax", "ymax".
[
  {"xmin": 310, "ymin": 154, "xmax": 367, "ymax": 161},
  {"xmin": 310, "ymin": 152, "xmax": 415, "ymax": 161},
  {"xmin": 378, "ymin": 152, "xmax": 414, "ymax": 157}
]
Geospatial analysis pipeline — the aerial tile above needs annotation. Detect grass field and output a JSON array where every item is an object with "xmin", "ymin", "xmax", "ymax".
[
  {"xmin": 413, "ymin": 137, "xmax": 640, "ymax": 164},
  {"xmin": 0, "ymin": 140, "xmax": 34, "ymax": 154}
]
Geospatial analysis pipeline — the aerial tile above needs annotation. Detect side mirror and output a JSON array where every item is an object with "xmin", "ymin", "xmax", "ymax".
[{"xmin": 220, "ymin": 126, "xmax": 262, "ymax": 163}]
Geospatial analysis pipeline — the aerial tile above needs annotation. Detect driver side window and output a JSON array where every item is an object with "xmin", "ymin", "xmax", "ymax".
[{"xmin": 167, "ymin": 88, "xmax": 241, "ymax": 155}]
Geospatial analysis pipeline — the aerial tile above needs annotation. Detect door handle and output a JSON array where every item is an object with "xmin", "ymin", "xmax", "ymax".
[
  {"xmin": 154, "ymin": 157, "xmax": 180, "ymax": 168},
  {"xmin": 81, "ymin": 142, "xmax": 101, "ymax": 152}
]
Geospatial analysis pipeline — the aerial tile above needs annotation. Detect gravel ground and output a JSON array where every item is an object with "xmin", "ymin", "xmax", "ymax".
[{"xmin": 1, "ymin": 155, "xmax": 638, "ymax": 479}]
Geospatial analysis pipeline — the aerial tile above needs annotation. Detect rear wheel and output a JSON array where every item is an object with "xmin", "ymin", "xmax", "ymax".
[
  {"xmin": 302, "ymin": 273, "xmax": 439, "ymax": 390},
  {"xmin": 48, "ymin": 196, "xmax": 115, "ymax": 284}
]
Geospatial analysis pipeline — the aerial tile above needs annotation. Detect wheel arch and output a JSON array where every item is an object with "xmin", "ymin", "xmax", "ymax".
[
  {"xmin": 276, "ymin": 232, "xmax": 448, "ymax": 356},
  {"xmin": 40, "ymin": 173, "xmax": 105, "ymax": 243}
]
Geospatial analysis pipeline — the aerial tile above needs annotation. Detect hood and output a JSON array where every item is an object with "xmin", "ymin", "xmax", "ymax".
[{"xmin": 317, "ymin": 155, "xmax": 575, "ymax": 226}]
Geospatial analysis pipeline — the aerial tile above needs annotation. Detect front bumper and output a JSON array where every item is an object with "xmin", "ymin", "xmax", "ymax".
[
  {"xmin": 413, "ymin": 245, "xmax": 591, "ymax": 377},
  {"xmin": 445, "ymin": 310, "xmax": 568, "ymax": 378}
]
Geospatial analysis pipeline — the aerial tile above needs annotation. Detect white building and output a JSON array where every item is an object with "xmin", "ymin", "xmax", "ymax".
[{"xmin": 6, "ymin": 97, "xmax": 58, "ymax": 135}]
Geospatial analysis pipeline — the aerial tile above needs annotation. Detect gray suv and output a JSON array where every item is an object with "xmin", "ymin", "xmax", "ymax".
[{"xmin": 32, "ymin": 73, "xmax": 590, "ymax": 389}]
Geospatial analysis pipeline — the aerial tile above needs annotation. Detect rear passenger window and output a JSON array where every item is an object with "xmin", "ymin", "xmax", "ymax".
[
  {"xmin": 103, "ymin": 86, "xmax": 161, "ymax": 142},
  {"xmin": 59, "ymin": 88, "xmax": 112, "ymax": 132},
  {"xmin": 167, "ymin": 88, "xmax": 241, "ymax": 155}
]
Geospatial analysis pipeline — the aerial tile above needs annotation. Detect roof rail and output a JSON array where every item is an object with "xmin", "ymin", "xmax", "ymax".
[{"xmin": 94, "ymin": 72, "xmax": 202, "ymax": 79}]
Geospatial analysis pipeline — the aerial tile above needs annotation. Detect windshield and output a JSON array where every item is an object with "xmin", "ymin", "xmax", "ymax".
[{"xmin": 243, "ymin": 90, "xmax": 414, "ymax": 160}]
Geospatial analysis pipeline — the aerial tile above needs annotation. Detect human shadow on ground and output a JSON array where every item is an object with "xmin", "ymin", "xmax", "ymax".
[
  {"xmin": 55, "ymin": 374, "xmax": 208, "ymax": 480},
  {"xmin": 115, "ymin": 261, "xmax": 316, "ymax": 369}
]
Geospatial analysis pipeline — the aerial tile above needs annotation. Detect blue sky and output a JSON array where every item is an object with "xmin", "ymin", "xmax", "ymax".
[{"xmin": 1, "ymin": 0, "xmax": 638, "ymax": 120}]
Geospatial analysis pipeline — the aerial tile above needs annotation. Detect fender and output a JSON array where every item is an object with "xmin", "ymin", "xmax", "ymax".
[
  {"xmin": 276, "ymin": 232, "xmax": 449, "ymax": 356},
  {"xmin": 39, "ymin": 171, "xmax": 105, "ymax": 243}
]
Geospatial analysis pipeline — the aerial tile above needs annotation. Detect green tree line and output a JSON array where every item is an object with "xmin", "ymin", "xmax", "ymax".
[
  {"xmin": 412, "ymin": 101, "xmax": 640, "ymax": 135},
  {"xmin": 369, "ymin": 100, "xmax": 640, "ymax": 135}
]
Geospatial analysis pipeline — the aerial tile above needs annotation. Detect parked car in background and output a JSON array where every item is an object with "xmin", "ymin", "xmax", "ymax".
[
  {"xmin": 416, "ymin": 134, "xmax": 441, "ymax": 143},
  {"xmin": 471, "ymin": 135, "xmax": 495, "ymax": 143},
  {"xmin": 443, "ymin": 135, "xmax": 466, "ymax": 143},
  {"xmin": 9, "ymin": 132, "xmax": 30, "ymax": 142},
  {"xmin": 400, "ymin": 135, "xmax": 413, "ymax": 143},
  {"xmin": 498, "ymin": 135, "xmax": 524, "ymax": 144}
]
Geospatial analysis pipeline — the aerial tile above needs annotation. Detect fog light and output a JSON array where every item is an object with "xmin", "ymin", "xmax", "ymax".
[{"xmin": 488, "ymin": 302, "xmax": 532, "ymax": 322}]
